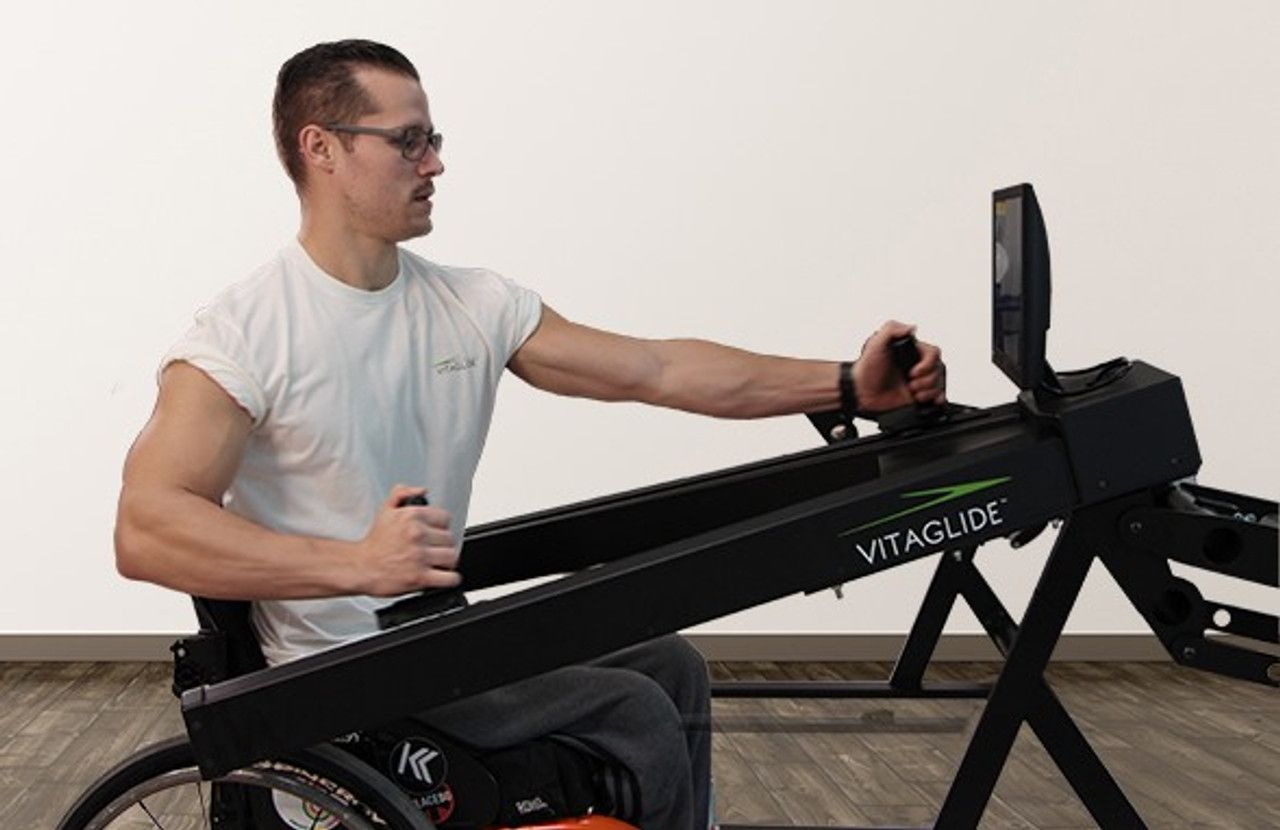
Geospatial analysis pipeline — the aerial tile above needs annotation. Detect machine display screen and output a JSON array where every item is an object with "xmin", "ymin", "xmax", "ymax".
[
  {"xmin": 993, "ymin": 195, "xmax": 1024, "ymax": 377},
  {"xmin": 991, "ymin": 183, "xmax": 1050, "ymax": 391}
]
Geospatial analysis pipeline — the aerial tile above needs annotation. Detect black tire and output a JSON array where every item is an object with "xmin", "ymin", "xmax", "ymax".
[{"xmin": 56, "ymin": 735, "xmax": 434, "ymax": 830}]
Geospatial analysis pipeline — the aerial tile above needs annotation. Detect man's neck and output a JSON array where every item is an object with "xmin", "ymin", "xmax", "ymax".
[{"xmin": 297, "ymin": 219, "xmax": 400, "ymax": 292}]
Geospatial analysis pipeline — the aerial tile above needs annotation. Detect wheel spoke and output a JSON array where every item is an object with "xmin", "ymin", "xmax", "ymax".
[{"xmin": 136, "ymin": 798, "xmax": 164, "ymax": 828}]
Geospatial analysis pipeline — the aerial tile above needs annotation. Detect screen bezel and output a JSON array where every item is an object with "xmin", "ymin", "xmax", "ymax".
[{"xmin": 991, "ymin": 183, "xmax": 1051, "ymax": 392}]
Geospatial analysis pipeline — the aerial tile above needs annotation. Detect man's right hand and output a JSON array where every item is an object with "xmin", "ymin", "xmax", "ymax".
[{"xmin": 355, "ymin": 485, "xmax": 460, "ymax": 596}]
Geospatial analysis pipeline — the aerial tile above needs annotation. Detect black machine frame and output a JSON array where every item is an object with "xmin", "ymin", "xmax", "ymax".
[{"xmin": 178, "ymin": 356, "xmax": 1278, "ymax": 830}]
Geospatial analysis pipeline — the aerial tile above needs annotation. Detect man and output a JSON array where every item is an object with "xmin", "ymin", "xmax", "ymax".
[{"xmin": 114, "ymin": 40, "xmax": 945, "ymax": 830}]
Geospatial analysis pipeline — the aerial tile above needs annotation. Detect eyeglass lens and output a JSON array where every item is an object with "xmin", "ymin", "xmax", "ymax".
[{"xmin": 404, "ymin": 130, "xmax": 443, "ymax": 161}]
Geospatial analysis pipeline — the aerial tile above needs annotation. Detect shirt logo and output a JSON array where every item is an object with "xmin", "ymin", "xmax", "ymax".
[{"xmin": 434, "ymin": 356, "xmax": 477, "ymax": 375}]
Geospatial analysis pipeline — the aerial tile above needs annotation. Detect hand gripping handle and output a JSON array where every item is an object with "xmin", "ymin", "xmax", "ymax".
[{"xmin": 375, "ymin": 493, "xmax": 469, "ymax": 629}]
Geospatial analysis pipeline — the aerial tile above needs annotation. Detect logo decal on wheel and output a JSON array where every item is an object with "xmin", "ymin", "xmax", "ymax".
[
  {"xmin": 270, "ymin": 791, "xmax": 341, "ymax": 829},
  {"xmin": 416, "ymin": 783, "xmax": 457, "ymax": 825},
  {"xmin": 389, "ymin": 737, "xmax": 450, "ymax": 795}
]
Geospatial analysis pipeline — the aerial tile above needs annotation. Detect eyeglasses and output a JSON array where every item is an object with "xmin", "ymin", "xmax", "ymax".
[{"xmin": 323, "ymin": 123, "xmax": 443, "ymax": 162}]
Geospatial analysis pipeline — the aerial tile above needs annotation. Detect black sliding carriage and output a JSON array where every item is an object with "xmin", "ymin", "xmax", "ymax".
[{"xmin": 176, "ymin": 184, "xmax": 1277, "ymax": 829}]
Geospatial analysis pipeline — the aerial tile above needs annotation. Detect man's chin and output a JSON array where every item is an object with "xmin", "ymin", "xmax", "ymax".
[{"xmin": 393, "ymin": 219, "xmax": 433, "ymax": 242}]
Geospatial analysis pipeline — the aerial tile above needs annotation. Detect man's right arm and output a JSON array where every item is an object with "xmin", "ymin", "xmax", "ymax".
[{"xmin": 114, "ymin": 361, "xmax": 460, "ymax": 600}]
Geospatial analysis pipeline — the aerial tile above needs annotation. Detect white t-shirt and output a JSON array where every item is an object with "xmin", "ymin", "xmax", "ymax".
[{"xmin": 159, "ymin": 239, "xmax": 543, "ymax": 665}]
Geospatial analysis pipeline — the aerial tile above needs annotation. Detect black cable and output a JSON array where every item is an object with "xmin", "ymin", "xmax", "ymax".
[{"xmin": 1038, "ymin": 357, "xmax": 1132, "ymax": 398}]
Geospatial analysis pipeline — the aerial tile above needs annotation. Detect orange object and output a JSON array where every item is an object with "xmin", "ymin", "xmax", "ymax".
[{"xmin": 490, "ymin": 817, "xmax": 639, "ymax": 830}]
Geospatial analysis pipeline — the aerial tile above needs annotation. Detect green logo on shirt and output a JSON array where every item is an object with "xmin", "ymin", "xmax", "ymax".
[{"xmin": 434, "ymin": 356, "xmax": 478, "ymax": 375}]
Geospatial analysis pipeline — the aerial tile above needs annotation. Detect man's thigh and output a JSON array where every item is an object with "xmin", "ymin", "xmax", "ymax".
[
  {"xmin": 588, "ymin": 635, "xmax": 709, "ymax": 722},
  {"xmin": 588, "ymin": 634, "xmax": 706, "ymax": 680},
  {"xmin": 422, "ymin": 660, "xmax": 681, "ymax": 750}
]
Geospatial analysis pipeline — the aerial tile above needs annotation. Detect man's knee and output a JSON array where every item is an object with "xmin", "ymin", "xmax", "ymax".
[
  {"xmin": 673, "ymin": 636, "xmax": 710, "ymax": 684},
  {"xmin": 611, "ymin": 670, "xmax": 685, "ymax": 726},
  {"xmin": 661, "ymin": 636, "xmax": 711, "ymax": 718},
  {"xmin": 647, "ymin": 635, "xmax": 710, "ymax": 690}
]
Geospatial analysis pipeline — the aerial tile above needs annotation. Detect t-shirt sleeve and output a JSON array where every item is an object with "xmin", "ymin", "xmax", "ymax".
[
  {"xmin": 157, "ymin": 308, "xmax": 269, "ymax": 427},
  {"xmin": 488, "ymin": 270, "xmax": 543, "ymax": 364}
]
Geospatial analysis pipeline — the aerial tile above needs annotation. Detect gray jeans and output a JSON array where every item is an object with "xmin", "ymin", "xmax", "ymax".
[{"xmin": 423, "ymin": 634, "xmax": 712, "ymax": 830}]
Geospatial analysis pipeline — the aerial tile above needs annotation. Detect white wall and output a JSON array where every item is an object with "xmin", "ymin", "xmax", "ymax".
[{"xmin": 1, "ymin": 1, "xmax": 1275, "ymax": 637}]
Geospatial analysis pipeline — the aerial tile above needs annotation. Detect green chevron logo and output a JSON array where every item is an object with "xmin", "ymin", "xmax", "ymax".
[{"xmin": 839, "ymin": 476, "xmax": 1012, "ymax": 538}]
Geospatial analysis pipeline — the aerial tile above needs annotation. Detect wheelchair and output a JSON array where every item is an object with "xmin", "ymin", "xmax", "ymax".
[{"xmin": 56, "ymin": 596, "xmax": 642, "ymax": 830}]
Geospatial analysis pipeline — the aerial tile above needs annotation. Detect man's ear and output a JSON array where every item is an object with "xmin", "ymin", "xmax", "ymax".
[{"xmin": 299, "ymin": 124, "xmax": 336, "ymax": 176}]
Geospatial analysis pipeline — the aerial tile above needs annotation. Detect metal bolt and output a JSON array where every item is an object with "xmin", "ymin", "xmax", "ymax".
[
  {"xmin": 1128, "ymin": 521, "xmax": 1143, "ymax": 535},
  {"xmin": 1181, "ymin": 645, "xmax": 1197, "ymax": 661},
  {"xmin": 830, "ymin": 424, "xmax": 848, "ymax": 441},
  {"xmin": 952, "ymin": 550, "xmax": 964, "ymax": 562},
  {"xmin": 1267, "ymin": 663, "xmax": 1280, "ymax": 684},
  {"xmin": 1098, "ymin": 479, "xmax": 1109, "ymax": 490},
  {"xmin": 1170, "ymin": 457, "xmax": 1180, "ymax": 466}
]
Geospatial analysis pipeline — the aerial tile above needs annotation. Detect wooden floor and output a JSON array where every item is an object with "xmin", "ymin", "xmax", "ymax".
[{"xmin": 1, "ymin": 660, "xmax": 1276, "ymax": 828}]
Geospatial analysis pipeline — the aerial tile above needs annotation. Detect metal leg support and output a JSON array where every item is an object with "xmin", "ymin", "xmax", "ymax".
[
  {"xmin": 933, "ymin": 510, "xmax": 1147, "ymax": 830},
  {"xmin": 955, "ymin": 552, "xmax": 1146, "ymax": 827},
  {"xmin": 889, "ymin": 548, "xmax": 976, "ymax": 690}
]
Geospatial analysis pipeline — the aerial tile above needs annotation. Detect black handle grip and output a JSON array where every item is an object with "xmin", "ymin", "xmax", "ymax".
[
  {"xmin": 875, "ymin": 333, "xmax": 950, "ymax": 435},
  {"xmin": 889, "ymin": 334, "xmax": 922, "ymax": 382},
  {"xmin": 377, "ymin": 491, "xmax": 469, "ymax": 630}
]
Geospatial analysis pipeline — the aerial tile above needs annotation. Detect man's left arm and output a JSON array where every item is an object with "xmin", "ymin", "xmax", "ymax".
[{"xmin": 507, "ymin": 305, "xmax": 945, "ymax": 418}]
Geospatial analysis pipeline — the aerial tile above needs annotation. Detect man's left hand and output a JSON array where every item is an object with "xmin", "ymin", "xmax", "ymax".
[{"xmin": 853, "ymin": 320, "xmax": 947, "ymax": 414}]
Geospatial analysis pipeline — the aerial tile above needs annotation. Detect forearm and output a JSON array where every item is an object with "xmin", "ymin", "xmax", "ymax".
[
  {"xmin": 115, "ymin": 486, "xmax": 362, "ymax": 600},
  {"xmin": 513, "ymin": 307, "xmax": 942, "ymax": 418},
  {"xmin": 647, "ymin": 339, "xmax": 842, "ymax": 419}
]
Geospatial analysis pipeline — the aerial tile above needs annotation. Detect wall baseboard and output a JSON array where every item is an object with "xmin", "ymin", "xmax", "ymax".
[
  {"xmin": 0, "ymin": 635, "xmax": 180, "ymax": 662},
  {"xmin": 0, "ymin": 633, "xmax": 1171, "ymax": 663},
  {"xmin": 686, "ymin": 633, "xmax": 1171, "ymax": 661}
]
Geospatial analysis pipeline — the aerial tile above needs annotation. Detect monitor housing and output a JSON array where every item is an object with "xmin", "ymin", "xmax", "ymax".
[{"xmin": 992, "ymin": 183, "xmax": 1053, "ymax": 392}]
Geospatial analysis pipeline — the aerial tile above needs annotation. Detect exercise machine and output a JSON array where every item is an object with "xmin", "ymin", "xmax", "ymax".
[{"xmin": 58, "ymin": 184, "xmax": 1277, "ymax": 829}]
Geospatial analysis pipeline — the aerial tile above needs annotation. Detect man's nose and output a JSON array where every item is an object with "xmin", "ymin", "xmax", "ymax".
[{"xmin": 417, "ymin": 148, "xmax": 444, "ymax": 178}]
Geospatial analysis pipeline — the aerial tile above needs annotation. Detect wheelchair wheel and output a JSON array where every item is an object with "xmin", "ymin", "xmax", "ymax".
[{"xmin": 56, "ymin": 735, "xmax": 434, "ymax": 830}]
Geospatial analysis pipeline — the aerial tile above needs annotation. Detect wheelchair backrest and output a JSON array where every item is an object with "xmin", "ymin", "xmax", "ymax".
[
  {"xmin": 170, "ymin": 596, "xmax": 265, "ymax": 695},
  {"xmin": 191, "ymin": 596, "xmax": 266, "ymax": 674}
]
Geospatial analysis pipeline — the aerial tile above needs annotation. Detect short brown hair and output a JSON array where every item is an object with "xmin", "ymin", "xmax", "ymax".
[{"xmin": 272, "ymin": 40, "xmax": 420, "ymax": 189}]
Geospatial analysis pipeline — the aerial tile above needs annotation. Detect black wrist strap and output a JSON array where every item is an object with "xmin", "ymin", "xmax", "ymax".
[{"xmin": 839, "ymin": 360, "xmax": 858, "ymax": 420}]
